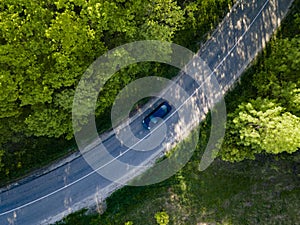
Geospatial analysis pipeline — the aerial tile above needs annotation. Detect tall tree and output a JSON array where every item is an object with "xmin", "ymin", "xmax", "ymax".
[{"xmin": 221, "ymin": 98, "xmax": 300, "ymax": 162}]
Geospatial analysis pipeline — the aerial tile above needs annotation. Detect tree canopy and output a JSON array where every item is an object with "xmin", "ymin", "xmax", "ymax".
[
  {"xmin": 0, "ymin": 0, "xmax": 186, "ymax": 142},
  {"xmin": 0, "ymin": 0, "xmax": 234, "ymax": 179},
  {"xmin": 220, "ymin": 29, "xmax": 300, "ymax": 162}
]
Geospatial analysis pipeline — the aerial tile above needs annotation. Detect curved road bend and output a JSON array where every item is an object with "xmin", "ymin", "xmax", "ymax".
[{"xmin": 0, "ymin": 0, "xmax": 294, "ymax": 224}]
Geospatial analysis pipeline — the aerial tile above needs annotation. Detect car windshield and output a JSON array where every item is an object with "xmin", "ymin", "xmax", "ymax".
[
  {"xmin": 150, "ymin": 116, "xmax": 158, "ymax": 124},
  {"xmin": 160, "ymin": 105, "xmax": 167, "ymax": 112}
]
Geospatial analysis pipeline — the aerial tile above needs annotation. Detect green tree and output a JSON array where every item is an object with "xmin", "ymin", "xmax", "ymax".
[
  {"xmin": 221, "ymin": 98, "xmax": 300, "ymax": 162},
  {"xmin": 124, "ymin": 221, "xmax": 133, "ymax": 225},
  {"xmin": 253, "ymin": 36, "xmax": 300, "ymax": 114},
  {"xmin": 175, "ymin": 0, "xmax": 234, "ymax": 49},
  {"xmin": 154, "ymin": 211, "xmax": 169, "ymax": 225}
]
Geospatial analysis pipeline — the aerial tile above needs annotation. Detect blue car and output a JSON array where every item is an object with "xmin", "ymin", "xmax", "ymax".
[{"xmin": 142, "ymin": 101, "xmax": 172, "ymax": 130}]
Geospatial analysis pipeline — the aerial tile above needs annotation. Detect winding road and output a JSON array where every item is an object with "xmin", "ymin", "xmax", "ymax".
[{"xmin": 0, "ymin": 0, "xmax": 295, "ymax": 224}]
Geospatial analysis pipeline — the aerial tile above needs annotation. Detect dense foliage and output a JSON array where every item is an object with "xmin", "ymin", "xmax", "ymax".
[
  {"xmin": 0, "ymin": 0, "xmax": 233, "ymax": 181},
  {"xmin": 0, "ymin": 0, "xmax": 184, "ymax": 141}
]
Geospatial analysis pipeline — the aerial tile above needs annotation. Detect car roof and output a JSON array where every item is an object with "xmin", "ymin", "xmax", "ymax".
[{"xmin": 144, "ymin": 101, "xmax": 171, "ymax": 121}]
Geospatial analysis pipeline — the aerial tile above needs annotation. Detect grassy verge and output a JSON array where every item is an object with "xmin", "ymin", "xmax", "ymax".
[{"xmin": 55, "ymin": 125, "xmax": 300, "ymax": 224}]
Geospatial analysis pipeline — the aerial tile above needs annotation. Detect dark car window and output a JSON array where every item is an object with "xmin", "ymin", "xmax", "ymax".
[{"xmin": 142, "ymin": 101, "xmax": 172, "ymax": 130}]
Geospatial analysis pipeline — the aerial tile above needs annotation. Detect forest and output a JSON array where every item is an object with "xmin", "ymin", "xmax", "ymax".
[{"xmin": 0, "ymin": 0, "xmax": 234, "ymax": 182}]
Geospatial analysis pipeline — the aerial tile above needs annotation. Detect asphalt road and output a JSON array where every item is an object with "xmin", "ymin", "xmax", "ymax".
[{"xmin": 0, "ymin": 0, "xmax": 294, "ymax": 224}]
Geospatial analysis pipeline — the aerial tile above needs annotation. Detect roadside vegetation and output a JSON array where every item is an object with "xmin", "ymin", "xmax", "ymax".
[
  {"xmin": 55, "ymin": 154, "xmax": 300, "ymax": 225},
  {"xmin": 55, "ymin": 0, "xmax": 300, "ymax": 224},
  {"xmin": 0, "ymin": 0, "xmax": 235, "ymax": 184}
]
